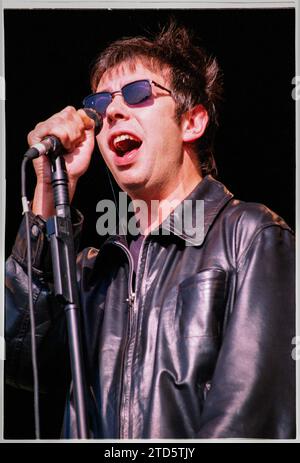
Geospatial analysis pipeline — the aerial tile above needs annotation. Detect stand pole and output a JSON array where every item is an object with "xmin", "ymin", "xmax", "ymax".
[{"xmin": 46, "ymin": 150, "xmax": 89, "ymax": 438}]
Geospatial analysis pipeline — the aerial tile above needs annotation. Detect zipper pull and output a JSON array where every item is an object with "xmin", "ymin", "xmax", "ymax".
[{"xmin": 126, "ymin": 292, "xmax": 136, "ymax": 310}]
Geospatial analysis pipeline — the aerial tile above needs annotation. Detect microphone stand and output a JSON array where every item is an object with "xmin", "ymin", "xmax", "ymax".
[{"xmin": 46, "ymin": 143, "xmax": 89, "ymax": 438}]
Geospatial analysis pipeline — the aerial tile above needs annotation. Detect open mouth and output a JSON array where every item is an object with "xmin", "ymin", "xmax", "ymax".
[{"xmin": 111, "ymin": 133, "xmax": 142, "ymax": 157}]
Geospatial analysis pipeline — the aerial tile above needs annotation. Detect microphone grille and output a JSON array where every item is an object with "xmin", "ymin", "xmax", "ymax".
[{"xmin": 83, "ymin": 108, "xmax": 103, "ymax": 135}]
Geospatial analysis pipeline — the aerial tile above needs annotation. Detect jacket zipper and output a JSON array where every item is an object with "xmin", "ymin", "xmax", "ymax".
[
  {"xmin": 112, "ymin": 241, "xmax": 135, "ymax": 439},
  {"xmin": 113, "ymin": 238, "xmax": 148, "ymax": 439}
]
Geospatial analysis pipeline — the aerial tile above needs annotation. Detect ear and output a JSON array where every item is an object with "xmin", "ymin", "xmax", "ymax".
[{"xmin": 181, "ymin": 105, "xmax": 209, "ymax": 143}]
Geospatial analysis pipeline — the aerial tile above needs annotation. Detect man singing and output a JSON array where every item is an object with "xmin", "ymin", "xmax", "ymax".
[{"xmin": 5, "ymin": 21, "xmax": 295, "ymax": 438}]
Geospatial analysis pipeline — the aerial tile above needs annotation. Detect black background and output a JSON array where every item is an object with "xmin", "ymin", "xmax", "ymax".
[{"xmin": 4, "ymin": 8, "xmax": 295, "ymax": 439}]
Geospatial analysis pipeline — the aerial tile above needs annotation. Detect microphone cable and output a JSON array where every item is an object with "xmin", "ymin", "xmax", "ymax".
[{"xmin": 21, "ymin": 156, "xmax": 40, "ymax": 439}]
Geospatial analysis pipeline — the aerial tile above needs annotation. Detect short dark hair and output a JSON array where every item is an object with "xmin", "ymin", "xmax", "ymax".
[{"xmin": 91, "ymin": 21, "xmax": 223, "ymax": 177}]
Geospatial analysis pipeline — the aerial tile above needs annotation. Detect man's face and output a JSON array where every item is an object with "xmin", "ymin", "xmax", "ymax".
[{"xmin": 96, "ymin": 61, "xmax": 187, "ymax": 200}]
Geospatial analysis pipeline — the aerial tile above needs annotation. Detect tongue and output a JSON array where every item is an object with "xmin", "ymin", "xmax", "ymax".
[{"xmin": 115, "ymin": 138, "xmax": 142, "ymax": 156}]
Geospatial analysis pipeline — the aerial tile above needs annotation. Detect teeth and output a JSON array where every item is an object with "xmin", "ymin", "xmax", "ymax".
[{"xmin": 113, "ymin": 134, "xmax": 139, "ymax": 147}]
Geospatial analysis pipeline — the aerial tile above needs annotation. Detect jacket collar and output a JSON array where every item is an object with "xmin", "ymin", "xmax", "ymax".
[
  {"xmin": 159, "ymin": 175, "xmax": 234, "ymax": 246},
  {"xmin": 104, "ymin": 175, "xmax": 233, "ymax": 248}
]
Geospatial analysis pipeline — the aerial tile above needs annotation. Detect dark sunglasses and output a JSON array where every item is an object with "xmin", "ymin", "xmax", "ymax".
[{"xmin": 83, "ymin": 79, "xmax": 172, "ymax": 116}]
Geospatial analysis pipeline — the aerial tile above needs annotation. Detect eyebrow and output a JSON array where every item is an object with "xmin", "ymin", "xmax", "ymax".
[
  {"xmin": 96, "ymin": 79, "xmax": 133, "ymax": 93},
  {"xmin": 96, "ymin": 86, "xmax": 111, "ymax": 93},
  {"xmin": 96, "ymin": 78, "xmax": 149, "ymax": 94}
]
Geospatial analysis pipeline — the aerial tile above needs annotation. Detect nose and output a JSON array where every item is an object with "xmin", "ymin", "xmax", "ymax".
[{"xmin": 106, "ymin": 93, "xmax": 130, "ymax": 124}]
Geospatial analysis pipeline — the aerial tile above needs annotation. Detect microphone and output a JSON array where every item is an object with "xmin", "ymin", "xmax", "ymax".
[{"xmin": 24, "ymin": 108, "xmax": 103, "ymax": 160}]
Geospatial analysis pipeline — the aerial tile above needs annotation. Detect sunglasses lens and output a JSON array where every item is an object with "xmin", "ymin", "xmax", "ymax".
[
  {"xmin": 83, "ymin": 93, "xmax": 111, "ymax": 115},
  {"xmin": 83, "ymin": 80, "xmax": 152, "ymax": 115},
  {"xmin": 123, "ymin": 80, "xmax": 152, "ymax": 105}
]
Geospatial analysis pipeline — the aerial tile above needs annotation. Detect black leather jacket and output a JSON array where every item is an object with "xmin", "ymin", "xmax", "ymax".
[{"xmin": 5, "ymin": 175, "xmax": 295, "ymax": 438}]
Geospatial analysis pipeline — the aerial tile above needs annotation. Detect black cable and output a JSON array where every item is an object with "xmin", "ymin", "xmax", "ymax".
[{"xmin": 21, "ymin": 157, "xmax": 40, "ymax": 439}]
